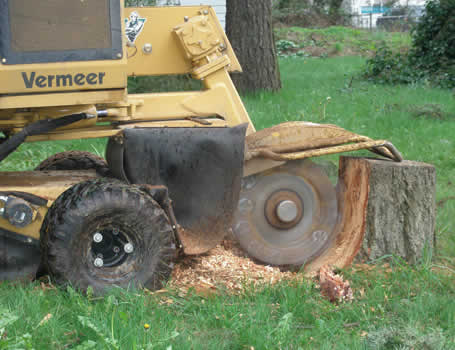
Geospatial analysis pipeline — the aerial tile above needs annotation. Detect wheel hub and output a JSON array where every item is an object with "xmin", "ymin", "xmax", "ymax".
[
  {"xmin": 264, "ymin": 190, "xmax": 304, "ymax": 229},
  {"xmin": 91, "ymin": 227, "xmax": 132, "ymax": 268},
  {"xmin": 276, "ymin": 200, "xmax": 298, "ymax": 223}
]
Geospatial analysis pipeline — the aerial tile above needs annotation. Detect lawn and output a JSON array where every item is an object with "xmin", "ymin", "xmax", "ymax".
[{"xmin": 1, "ymin": 56, "xmax": 454, "ymax": 349}]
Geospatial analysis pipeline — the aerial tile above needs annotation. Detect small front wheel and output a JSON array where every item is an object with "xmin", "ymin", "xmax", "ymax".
[{"xmin": 40, "ymin": 179, "xmax": 176, "ymax": 293}]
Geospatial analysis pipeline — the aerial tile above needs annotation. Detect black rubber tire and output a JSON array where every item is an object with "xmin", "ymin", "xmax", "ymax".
[
  {"xmin": 40, "ymin": 178, "xmax": 176, "ymax": 293},
  {"xmin": 35, "ymin": 151, "xmax": 111, "ymax": 177}
]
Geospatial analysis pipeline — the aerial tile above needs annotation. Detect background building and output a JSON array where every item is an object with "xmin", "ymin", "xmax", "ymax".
[
  {"xmin": 347, "ymin": 0, "xmax": 427, "ymax": 28},
  {"xmin": 157, "ymin": 0, "xmax": 227, "ymax": 29}
]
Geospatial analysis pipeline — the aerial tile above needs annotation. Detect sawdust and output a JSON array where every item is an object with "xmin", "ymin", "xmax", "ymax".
[
  {"xmin": 168, "ymin": 238, "xmax": 354, "ymax": 304},
  {"xmin": 169, "ymin": 239, "xmax": 303, "ymax": 294}
]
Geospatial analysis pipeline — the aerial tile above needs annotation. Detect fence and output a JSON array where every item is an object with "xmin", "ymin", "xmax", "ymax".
[{"xmin": 351, "ymin": 13, "xmax": 420, "ymax": 31}]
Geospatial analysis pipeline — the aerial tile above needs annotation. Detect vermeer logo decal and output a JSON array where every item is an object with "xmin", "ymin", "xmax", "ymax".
[
  {"xmin": 22, "ymin": 72, "xmax": 106, "ymax": 88},
  {"xmin": 125, "ymin": 11, "xmax": 146, "ymax": 44}
]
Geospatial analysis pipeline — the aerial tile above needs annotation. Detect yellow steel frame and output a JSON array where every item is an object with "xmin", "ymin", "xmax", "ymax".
[
  {"xmin": 0, "ymin": 171, "xmax": 98, "ymax": 240},
  {"xmin": 0, "ymin": 4, "xmax": 254, "ymax": 139}
]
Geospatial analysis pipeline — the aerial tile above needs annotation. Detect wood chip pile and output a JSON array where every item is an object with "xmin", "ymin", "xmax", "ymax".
[
  {"xmin": 169, "ymin": 238, "xmax": 353, "ymax": 303},
  {"xmin": 169, "ymin": 240, "xmax": 303, "ymax": 293}
]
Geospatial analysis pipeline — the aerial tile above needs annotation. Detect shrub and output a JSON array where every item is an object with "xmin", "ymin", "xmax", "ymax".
[
  {"xmin": 125, "ymin": 0, "xmax": 156, "ymax": 6},
  {"xmin": 365, "ymin": 0, "xmax": 455, "ymax": 88},
  {"xmin": 272, "ymin": 0, "xmax": 350, "ymax": 26},
  {"xmin": 364, "ymin": 46, "xmax": 417, "ymax": 85}
]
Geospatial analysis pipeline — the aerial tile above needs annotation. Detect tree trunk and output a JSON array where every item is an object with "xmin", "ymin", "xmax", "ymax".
[
  {"xmin": 225, "ymin": 0, "xmax": 281, "ymax": 93},
  {"xmin": 352, "ymin": 157, "xmax": 436, "ymax": 264}
]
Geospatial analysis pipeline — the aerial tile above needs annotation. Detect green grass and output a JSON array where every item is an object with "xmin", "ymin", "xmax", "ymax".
[
  {"xmin": 1, "ymin": 259, "xmax": 454, "ymax": 349},
  {"xmin": 275, "ymin": 26, "xmax": 412, "ymax": 57},
  {"xmin": 1, "ymin": 56, "xmax": 454, "ymax": 349},
  {"xmin": 0, "ymin": 138, "xmax": 107, "ymax": 172}
]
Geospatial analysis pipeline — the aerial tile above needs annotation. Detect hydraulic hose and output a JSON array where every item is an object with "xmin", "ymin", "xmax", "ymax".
[{"xmin": 0, "ymin": 113, "xmax": 90, "ymax": 163}]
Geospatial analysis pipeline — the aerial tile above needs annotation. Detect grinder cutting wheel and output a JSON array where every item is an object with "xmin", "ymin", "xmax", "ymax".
[
  {"xmin": 232, "ymin": 121, "xmax": 402, "ymax": 268},
  {"xmin": 233, "ymin": 159, "xmax": 338, "ymax": 266}
]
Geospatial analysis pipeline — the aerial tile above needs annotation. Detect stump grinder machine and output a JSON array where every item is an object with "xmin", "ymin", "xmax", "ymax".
[{"xmin": 0, "ymin": 0, "xmax": 402, "ymax": 293}]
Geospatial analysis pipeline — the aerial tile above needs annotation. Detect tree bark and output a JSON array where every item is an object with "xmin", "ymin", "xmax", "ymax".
[
  {"xmin": 352, "ymin": 157, "xmax": 436, "ymax": 264},
  {"xmin": 225, "ymin": 0, "xmax": 281, "ymax": 93}
]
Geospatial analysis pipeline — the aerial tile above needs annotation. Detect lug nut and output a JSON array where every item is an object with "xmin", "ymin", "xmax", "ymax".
[
  {"xmin": 238, "ymin": 198, "xmax": 254, "ymax": 213},
  {"xmin": 113, "ymin": 246, "xmax": 120, "ymax": 253},
  {"xmin": 93, "ymin": 232, "xmax": 103, "ymax": 243},
  {"xmin": 124, "ymin": 243, "xmax": 134, "ymax": 254},
  {"xmin": 94, "ymin": 257, "xmax": 104, "ymax": 267},
  {"xmin": 112, "ymin": 228, "xmax": 119, "ymax": 235}
]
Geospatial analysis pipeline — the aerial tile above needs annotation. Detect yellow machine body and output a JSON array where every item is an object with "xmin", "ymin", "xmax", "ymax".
[{"xmin": 0, "ymin": 5, "xmax": 252, "ymax": 136}]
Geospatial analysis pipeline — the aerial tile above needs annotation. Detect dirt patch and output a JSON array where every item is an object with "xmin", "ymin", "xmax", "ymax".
[
  {"xmin": 409, "ymin": 104, "xmax": 453, "ymax": 120},
  {"xmin": 273, "ymin": 11, "xmax": 335, "ymax": 28},
  {"xmin": 275, "ymin": 27, "xmax": 411, "ymax": 58},
  {"xmin": 284, "ymin": 30, "xmax": 304, "ymax": 43},
  {"xmin": 302, "ymin": 46, "xmax": 328, "ymax": 57}
]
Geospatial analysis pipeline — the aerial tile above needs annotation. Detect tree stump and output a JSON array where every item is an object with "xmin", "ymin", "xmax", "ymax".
[
  {"xmin": 304, "ymin": 156, "xmax": 436, "ymax": 274},
  {"xmin": 352, "ymin": 157, "xmax": 436, "ymax": 264}
]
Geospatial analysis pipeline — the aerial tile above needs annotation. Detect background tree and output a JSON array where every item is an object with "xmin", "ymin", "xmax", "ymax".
[{"xmin": 226, "ymin": 0, "xmax": 281, "ymax": 93}]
